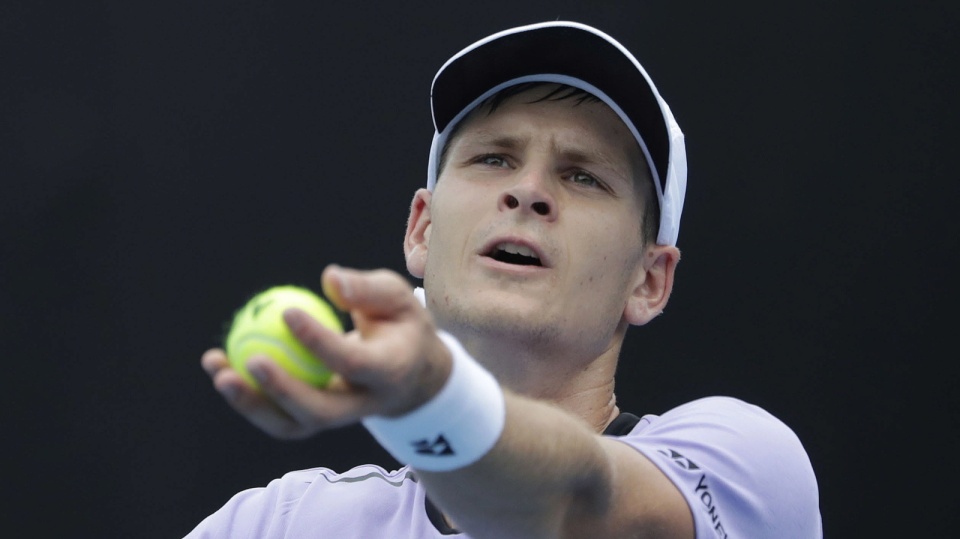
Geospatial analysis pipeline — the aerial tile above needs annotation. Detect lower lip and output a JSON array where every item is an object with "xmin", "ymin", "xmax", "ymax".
[{"xmin": 477, "ymin": 255, "xmax": 549, "ymax": 275}]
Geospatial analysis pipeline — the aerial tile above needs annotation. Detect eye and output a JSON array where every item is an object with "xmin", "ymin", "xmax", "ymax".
[
  {"xmin": 569, "ymin": 170, "xmax": 606, "ymax": 190},
  {"xmin": 476, "ymin": 154, "xmax": 510, "ymax": 168}
]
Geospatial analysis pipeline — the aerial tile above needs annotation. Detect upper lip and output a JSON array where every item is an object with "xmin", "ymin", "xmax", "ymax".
[{"xmin": 479, "ymin": 236, "xmax": 550, "ymax": 267}]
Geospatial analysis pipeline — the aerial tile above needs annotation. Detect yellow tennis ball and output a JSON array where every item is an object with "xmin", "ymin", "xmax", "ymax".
[{"xmin": 225, "ymin": 285, "xmax": 343, "ymax": 389}]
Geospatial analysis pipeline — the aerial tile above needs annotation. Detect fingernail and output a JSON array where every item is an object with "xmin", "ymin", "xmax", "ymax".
[
  {"xmin": 331, "ymin": 266, "xmax": 351, "ymax": 301},
  {"xmin": 283, "ymin": 308, "xmax": 303, "ymax": 331},
  {"xmin": 220, "ymin": 385, "xmax": 239, "ymax": 401},
  {"xmin": 249, "ymin": 364, "xmax": 268, "ymax": 384}
]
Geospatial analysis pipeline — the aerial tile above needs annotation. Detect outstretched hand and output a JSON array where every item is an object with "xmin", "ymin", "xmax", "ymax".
[{"xmin": 201, "ymin": 265, "xmax": 453, "ymax": 440}]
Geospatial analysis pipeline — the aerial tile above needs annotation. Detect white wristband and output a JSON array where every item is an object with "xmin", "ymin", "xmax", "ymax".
[{"xmin": 362, "ymin": 331, "xmax": 506, "ymax": 472}]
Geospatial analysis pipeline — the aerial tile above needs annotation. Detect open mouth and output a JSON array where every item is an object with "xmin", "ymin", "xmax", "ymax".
[{"xmin": 486, "ymin": 242, "xmax": 543, "ymax": 267}]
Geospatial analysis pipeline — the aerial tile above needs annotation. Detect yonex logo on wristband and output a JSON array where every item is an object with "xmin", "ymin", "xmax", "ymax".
[{"xmin": 412, "ymin": 434, "xmax": 455, "ymax": 456}]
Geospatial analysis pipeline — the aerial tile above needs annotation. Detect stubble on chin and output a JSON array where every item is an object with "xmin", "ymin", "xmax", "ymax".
[{"xmin": 429, "ymin": 294, "xmax": 563, "ymax": 352}]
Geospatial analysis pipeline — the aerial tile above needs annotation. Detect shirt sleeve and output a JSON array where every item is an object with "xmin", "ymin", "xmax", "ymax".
[{"xmin": 609, "ymin": 396, "xmax": 822, "ymax": 539}]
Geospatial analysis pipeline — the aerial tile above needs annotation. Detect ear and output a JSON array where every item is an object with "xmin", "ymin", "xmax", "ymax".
[
  {"xmin": 404, "ymin": 188, "xmax": 433, "ymax": 278},
  {"xmin": 623, "ymin": 245, "xmax": 680, "ymax": 326}
]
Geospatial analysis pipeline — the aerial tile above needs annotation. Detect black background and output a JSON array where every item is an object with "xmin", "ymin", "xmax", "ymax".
[{"xmin": 3, "ymin": 1, "xmax": 957, "ymax": 537}]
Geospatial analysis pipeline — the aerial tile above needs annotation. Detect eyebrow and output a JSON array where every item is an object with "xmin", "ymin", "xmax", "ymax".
[
  {"xmin": 460, "ymin": 132, "xmax": 615, "ymax": 165},
  {"xmin": 458, "ymin": 132, "xmax": 525, "ymax": 151},
  {"xmin": 455, "ymin": 130, "xmax": 636, "ymax": 188},
  {"xmin": 558, "ymin": 147, "xmax": 624, "ymax": 176}
]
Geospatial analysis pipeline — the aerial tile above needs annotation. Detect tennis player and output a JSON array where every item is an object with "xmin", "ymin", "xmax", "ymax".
[{"xmin": 189, "ymin": 21, "xmax": 822, "ymax": 538}]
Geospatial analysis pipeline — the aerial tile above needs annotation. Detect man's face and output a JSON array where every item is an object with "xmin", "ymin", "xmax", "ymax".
[{"xmin": 412, "ymin": 85, "xmax": 654, "ymax": 357}]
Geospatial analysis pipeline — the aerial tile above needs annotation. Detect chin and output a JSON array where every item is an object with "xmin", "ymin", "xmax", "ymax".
[{"xmin": 431, "ymin": 290, "xmax": 562, "ymax": 346}]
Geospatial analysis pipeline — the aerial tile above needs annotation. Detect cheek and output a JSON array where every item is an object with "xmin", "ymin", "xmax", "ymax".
[
  {"xmin": 570, "ymin": 219, "xmax": 643, "ymax": 291},
  {"xmin": 430, "ymin": 182, "xmax": 478, "ymax": 225},
  {"xmin": 423, "ymin": 195, "xmax": 477, "ymax": 275},
  {"xmin": 429, "ymin": 186, "xmax": 491, "ymax": 245}
]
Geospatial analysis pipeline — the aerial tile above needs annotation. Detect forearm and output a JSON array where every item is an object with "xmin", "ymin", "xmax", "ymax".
[{"xmin": 416, "ymin": 390, "xmax": 614, "ymax": 539}]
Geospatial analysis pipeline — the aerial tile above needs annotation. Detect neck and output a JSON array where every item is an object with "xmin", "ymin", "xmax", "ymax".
[{"xmin": 452, "ymin": 327, "xmax": 624, "ymax": 433}]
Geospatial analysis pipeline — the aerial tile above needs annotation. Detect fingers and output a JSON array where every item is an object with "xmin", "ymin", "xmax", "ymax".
[
  {"xmin": 202, "ymin": 348, "xmax": 250, "ymax": 401},
  {"xmin": 200, "ymin": 350, "xmax": 301, "ymax": 437},
  {"xmin": 283, "ymin": 307, "xmax": 384, "ymax": 388},
  {"xmin": 201, "ymin": 347, "xmax": 377, "ymax": 439},
  {"xmin": 249, "ymin": 357, "xmax": 375, "ymax": 431},
  {"xmin": 201, "ymin": 348, "xmax": 229, "ymax": 376}
]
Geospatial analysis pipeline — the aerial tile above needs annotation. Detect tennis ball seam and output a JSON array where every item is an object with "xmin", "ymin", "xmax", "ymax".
[{"xmin": 231, "ymin": 333, "xmax": 329, "ymax": 377}]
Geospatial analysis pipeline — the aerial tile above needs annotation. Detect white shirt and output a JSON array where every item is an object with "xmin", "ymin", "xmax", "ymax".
[{"xmin": 185, "ymin": 396, "xmax": 821, "ymax": 538}]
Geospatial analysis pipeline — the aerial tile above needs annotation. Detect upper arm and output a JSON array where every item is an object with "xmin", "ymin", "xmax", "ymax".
[
  {"xmin": 562, "ymin": 437, "xmax": 694, "ymax": 539},
  {"xmin": 602, "ymin": 397, "xmax": 822, "ymax": 539}
]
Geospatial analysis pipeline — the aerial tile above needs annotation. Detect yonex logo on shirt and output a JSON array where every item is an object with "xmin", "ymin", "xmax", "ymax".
[
  {"xmin": 659, "ymin": 448, "xmax": 728, "ymax": 538},
  {"xmin": 696, "ymin": 474, "xmax": 728, "ymax": 538},
  {"xmin": 658, "ymin": 448, "xmax": 700, "ymax": 470},
  {"xmin": 412, "ymin": 434, "xmax": 455, "ymax": 456}
]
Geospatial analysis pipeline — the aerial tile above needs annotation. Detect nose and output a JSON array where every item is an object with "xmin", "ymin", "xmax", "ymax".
[{"xmin": 498, "ymin": 167, "xmax": 558, "ymax": 221}]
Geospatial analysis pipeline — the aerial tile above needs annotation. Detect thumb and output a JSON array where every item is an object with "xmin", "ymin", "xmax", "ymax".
[{"xmin": 321, "ymin": 265, "xmax": 418, "ymax": 320}]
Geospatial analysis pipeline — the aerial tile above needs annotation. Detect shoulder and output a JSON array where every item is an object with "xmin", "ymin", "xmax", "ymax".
[
  {"xmin": 612, "ymin": 396, "xmax": 822, "ymax": 538},
  {"xmin": 642, "ymin": 396, "xmax": 803, "ymax": 442}
]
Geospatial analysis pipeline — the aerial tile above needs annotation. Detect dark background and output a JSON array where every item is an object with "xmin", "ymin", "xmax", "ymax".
[{"xmin": 3, "ymin": 1, "xmax": 957, "ymax": 537}]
